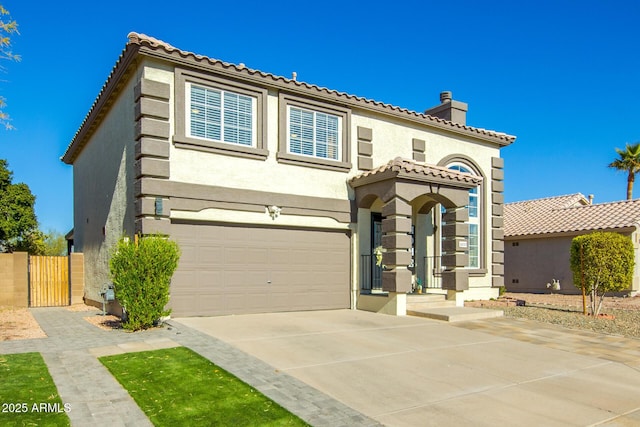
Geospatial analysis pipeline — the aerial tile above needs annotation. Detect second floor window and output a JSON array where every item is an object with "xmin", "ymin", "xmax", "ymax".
[
  {"xmin": 288, "ymin": 106, "xmax": 340, "ymax": 160},
  {"xmin": 188, "ymin": 84, "xmax": 256, "ymax": 147}
]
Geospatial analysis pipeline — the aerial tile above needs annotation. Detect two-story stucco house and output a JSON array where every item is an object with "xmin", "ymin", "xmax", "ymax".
[{"xmin": 62, "ymin": 33, "xmax": 516, "ymax": 317}]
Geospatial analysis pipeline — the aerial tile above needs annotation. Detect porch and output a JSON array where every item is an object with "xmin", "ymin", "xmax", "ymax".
[{"xmin": 349, "ymin": 157, "xmax": 496, "ymax": 316}]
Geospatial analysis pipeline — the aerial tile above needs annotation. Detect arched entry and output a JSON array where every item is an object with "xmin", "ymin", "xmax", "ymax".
[{"xmin": 350, "ymin": 158, "xmax": 482, "ymax": 299}]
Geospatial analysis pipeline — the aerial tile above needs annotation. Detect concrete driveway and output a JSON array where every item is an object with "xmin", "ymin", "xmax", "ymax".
[{"xmin": 175, "ymin": 310, "xmax": 640, "ymax": 426}]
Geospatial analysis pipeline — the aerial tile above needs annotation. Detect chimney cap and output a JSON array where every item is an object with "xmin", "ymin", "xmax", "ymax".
[{"xmin": 440, "ymin": 91, "xmax": 452, "ymax": 103}]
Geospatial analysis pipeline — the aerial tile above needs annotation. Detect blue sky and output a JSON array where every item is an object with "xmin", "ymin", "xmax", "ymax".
[{"xmin": 1, "ymin": 0, "xmax": 639, "ymax": 234}]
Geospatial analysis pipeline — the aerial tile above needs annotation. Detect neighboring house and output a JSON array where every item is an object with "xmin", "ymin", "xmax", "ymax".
[
  {"xmin": 62, "ymin": 33, "xmax": 516, "ymax": 317},
  {"xmin": 504, "ymin": 193, "xmax": 640, "ymax": 295}
]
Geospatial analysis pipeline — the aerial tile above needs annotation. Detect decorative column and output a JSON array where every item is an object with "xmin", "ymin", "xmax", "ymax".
[
  {"xmin": 491, "ymin": 157, "xmax": 505, "ymax": 288},
  {"xmin": 441, "ymin": 207, "xmax": 469, "ymax": 290},
  {"xmin": 133, "ymin": 78, "xmax": 172, "ymax": 236},
  {"xmin": 381, "ymin": 197, "xmax": 413, "ymax": 293}
]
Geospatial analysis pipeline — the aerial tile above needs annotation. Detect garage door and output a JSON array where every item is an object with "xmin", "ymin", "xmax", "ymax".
[{"xmin": 170, "ymin": 222, "xmax": 351, "ymax": 316}]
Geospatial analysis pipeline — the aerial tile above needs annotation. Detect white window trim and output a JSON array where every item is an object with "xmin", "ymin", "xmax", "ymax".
[
  {"xmin": 186, "ymin": 82, "xmax": 258, "ymax": 148},
  {"xmin": 286, "ymin": 105, "xmax": 342, "ymax": 162}
]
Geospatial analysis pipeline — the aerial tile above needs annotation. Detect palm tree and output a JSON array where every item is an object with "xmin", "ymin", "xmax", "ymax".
[{"xmin": 609, "ymin": 142, "xmax": 640, "ymax": 200}]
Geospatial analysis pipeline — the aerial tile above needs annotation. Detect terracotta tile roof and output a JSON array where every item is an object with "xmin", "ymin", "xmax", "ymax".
[
  {"xmin": 505, "ymin": 193, "xmax": 640, "ymax": 237},
  {"xmin": 62, "ymin": 32, "xmax": 516, "ymax": 163},
  {"xmin": 350, "ymin": 157, "xmax": 482, "ymax": 187}
]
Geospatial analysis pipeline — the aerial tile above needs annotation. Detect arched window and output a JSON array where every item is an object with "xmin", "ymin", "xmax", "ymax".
[{"xmin": 446, "ymin": 163, "xmax": 480, "ymax": 268}]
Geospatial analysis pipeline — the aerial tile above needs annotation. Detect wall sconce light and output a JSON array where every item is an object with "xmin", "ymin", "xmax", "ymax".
[{"xmin": 266, "ymin": 205, "xmax": 282, "ymax": 220}]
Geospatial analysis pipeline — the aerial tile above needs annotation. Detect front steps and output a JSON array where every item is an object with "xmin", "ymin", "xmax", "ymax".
[{"xmin": 406, "ymin": 293, "xmax": 503, "ymax": 322}]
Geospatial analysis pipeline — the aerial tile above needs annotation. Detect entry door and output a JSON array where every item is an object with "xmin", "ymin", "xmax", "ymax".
[{"xmin": 371, "ymin": 214, "xmax": 383, "ymax": 291}]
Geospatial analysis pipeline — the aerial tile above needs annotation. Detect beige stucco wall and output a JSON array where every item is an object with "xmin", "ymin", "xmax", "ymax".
[
  {"xmin": 73, "ymin": 69, "xmax": 140, "ymax": 303},
  {"xmin": 168, "ymin": 92, "xmax": 500, "ymax": 203},
  {"xmin": 505, "ymin": 232, "xmax": 640, "ymax": 295},
  {"xmin": 505, "ymin": 236, "xmax": 577, "ymax": 294},
  {"xmin": 164, "ymin": 74, "xmax": 501, "ymax": 292}
]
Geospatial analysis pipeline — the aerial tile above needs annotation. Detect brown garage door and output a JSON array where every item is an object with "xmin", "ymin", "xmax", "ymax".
[{"xmin": 170, "ymin": 222, "xmax": 351, "ymax": 316}]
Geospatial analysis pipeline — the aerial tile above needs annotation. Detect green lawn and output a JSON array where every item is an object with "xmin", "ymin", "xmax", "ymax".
[
  {"xmin": 0, "ymin": 352, "xmax": 70, "ymax": 427},
  {"xmin": 99, "ymin": 347, "xmax": 309, "ymax": 426}
]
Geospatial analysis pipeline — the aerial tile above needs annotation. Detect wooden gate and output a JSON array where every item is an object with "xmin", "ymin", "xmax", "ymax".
[{"xmin": 29, "ymin": 256, "xmax": 70, "ymax": 307}]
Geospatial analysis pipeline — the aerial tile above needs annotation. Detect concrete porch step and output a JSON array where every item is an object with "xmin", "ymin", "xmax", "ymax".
[
  {"xmin": 407, "ymin": 306, "xmax": 504, "ymax": 322},
  {"xmin": 406, "ymin": 293, "xmax": 456, "ymax": 310}
]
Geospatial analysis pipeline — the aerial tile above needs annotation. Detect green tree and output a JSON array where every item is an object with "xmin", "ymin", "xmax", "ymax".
[
  {"xmin": 13, "ymin": 229, "xmax": 45, "ymax": 254},
  {"xmin": 609, "ymin": 142, "xmax": 640, "ymax": 200},
  {"xmin": 110, "ymin": 235, "xmax": 180, "ymax": 331},
  {"xmin": 0, "ymin": 159, "xmax": 41, "ymax": 253},
  {"xmin": 0, "ymin": 4, "xmax": 20, "ymax": 130},
  {"xmin": 43, "ymin": 229, "xmax": 67, "ymax": 256},
  {"xmin": 570, "ymin": 232, "xmax": 634, "ymax": 316}
]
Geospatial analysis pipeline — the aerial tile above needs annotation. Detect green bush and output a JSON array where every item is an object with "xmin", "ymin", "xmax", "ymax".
[
  {"xmin": 570, "ymin": 232, "xmax": 634, "ymax": 316},
  {"xmin": 109, "ymin": 234, "xmax": 181, "ymax": 331}
]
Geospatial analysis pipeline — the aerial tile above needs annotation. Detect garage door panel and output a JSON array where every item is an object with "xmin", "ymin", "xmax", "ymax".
[
  {"xmin": 198, "ymin": 246, "xmax": 223, "ymax": 264},
  {"xmin": 170, "ymin": 223, "xmax": 350, "ymax": 317},
  {"xmin": 225, "ymin": 247, "xmax": 249, "ymax": 265}
]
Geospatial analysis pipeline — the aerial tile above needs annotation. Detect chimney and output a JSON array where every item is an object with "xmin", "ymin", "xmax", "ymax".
[
  {"xmin": 424, "ymin": 91, "xmax": 468, "ymax": 125},
  {"xmin": 588, "ymin": 194, "xmax": 594, "ymax": 205}
]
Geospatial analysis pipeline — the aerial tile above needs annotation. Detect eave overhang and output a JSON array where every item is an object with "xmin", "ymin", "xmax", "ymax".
[
  {"xmin": 62, "ymin": 33, "xmax": 516, "ymax": 165},
  {"xmin": 349, "ymin": 157, "xmax": 482, "ymax": 190}
]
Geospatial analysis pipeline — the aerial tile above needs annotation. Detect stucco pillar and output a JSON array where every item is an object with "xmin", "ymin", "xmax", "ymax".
[
  {"xmin": 441, "ymin": 207, "xmax": 469, "ymax": 291},
  {"xmin": 491, "ymin": 157, "xmax": 505, "ymax": 288},
  {"xmin": 381, "ymin": 197, "xmax": 413, "ymax": 293},
  {"xmin": 134, "ymin": 78, "xmax": 172, "ymax": 236},
  {"xmin": 69, "ymin": 253, "xmax": 85, "ymax": 305}
]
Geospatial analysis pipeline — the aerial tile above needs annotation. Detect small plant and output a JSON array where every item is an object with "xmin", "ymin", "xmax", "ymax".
[
  {"xmin": 109, "ymin": 234, "xmax": 181, "ymax": 331},
  {"xmin": 498, "ymin": 285, "xmax": 506, "ymax": 297},
  {"xmin": 414, "ymin": 277, "xmax": 423, "ymax": 294}
]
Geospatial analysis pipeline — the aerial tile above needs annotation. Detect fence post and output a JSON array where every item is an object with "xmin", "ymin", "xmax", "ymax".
[{"xmin": 69, "ymin": 253, "xmax": 85, "ymax": 305}]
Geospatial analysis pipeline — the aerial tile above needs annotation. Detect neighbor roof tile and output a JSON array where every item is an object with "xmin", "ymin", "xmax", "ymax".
[{"xmin": 505, "ymin": 193, "xmax": 640, "ymax": 237}]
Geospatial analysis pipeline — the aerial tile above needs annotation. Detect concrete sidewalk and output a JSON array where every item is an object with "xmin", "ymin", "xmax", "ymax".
[{"xmin": 176, "ymin": 310, "xmax": 640, "ymax": 427}]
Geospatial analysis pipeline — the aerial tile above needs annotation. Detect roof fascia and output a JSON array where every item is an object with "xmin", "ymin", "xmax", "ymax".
[
  {"xmin": 137, "ymin": 46, "xmax": 515, "ymax": 147},
  {"xmin": 349, "ymin": 167, "xmax": 479, "ymax": 189},
  {"xmin": 61, "ymin": 44, "xmax": 141, "ymax": 164},
  {"xmin": 349, "ymin": 169, "xmax": 398, "ymax": 188},
  {"xmin": 396, "ymin": 170, "xmax": 479, "ymax": 189}
]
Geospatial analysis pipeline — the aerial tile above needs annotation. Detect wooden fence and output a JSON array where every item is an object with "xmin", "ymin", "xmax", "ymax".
[
  {"xmin": 29, "ymin": 256, "xmax": 70, "ymax": 307},
  {"xmin": 0, "ymin": 252, "xmax": 84, "ymax": 308}
]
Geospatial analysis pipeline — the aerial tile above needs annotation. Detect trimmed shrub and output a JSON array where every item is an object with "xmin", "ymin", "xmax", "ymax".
[
  {"xmin": 109, "ymin": 234, "xmax": 180, "ymax": 331},
  {"xmin": 570, "ymin": 232, "xmax": 634, "ymax": 316}
]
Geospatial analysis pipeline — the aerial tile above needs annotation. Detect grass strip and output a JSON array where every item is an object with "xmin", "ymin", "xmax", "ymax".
[
  {"xmin": 99, "ymin": 346, "xmax": 308, "ymax": 426},
  {"xmin": 0, "ymin": 352, "xmax": 70, "ymax": 426}
]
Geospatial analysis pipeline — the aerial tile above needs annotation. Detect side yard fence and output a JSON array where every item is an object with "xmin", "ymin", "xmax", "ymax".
[{"xmin": 0, "ymin": 252, "xmax": 84, "ymax": 308}]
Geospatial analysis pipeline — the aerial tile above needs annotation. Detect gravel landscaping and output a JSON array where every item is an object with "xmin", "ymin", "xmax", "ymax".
[{"xmin": 466, "ymin": 292, "xmax": 640, "ymax": 339}]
